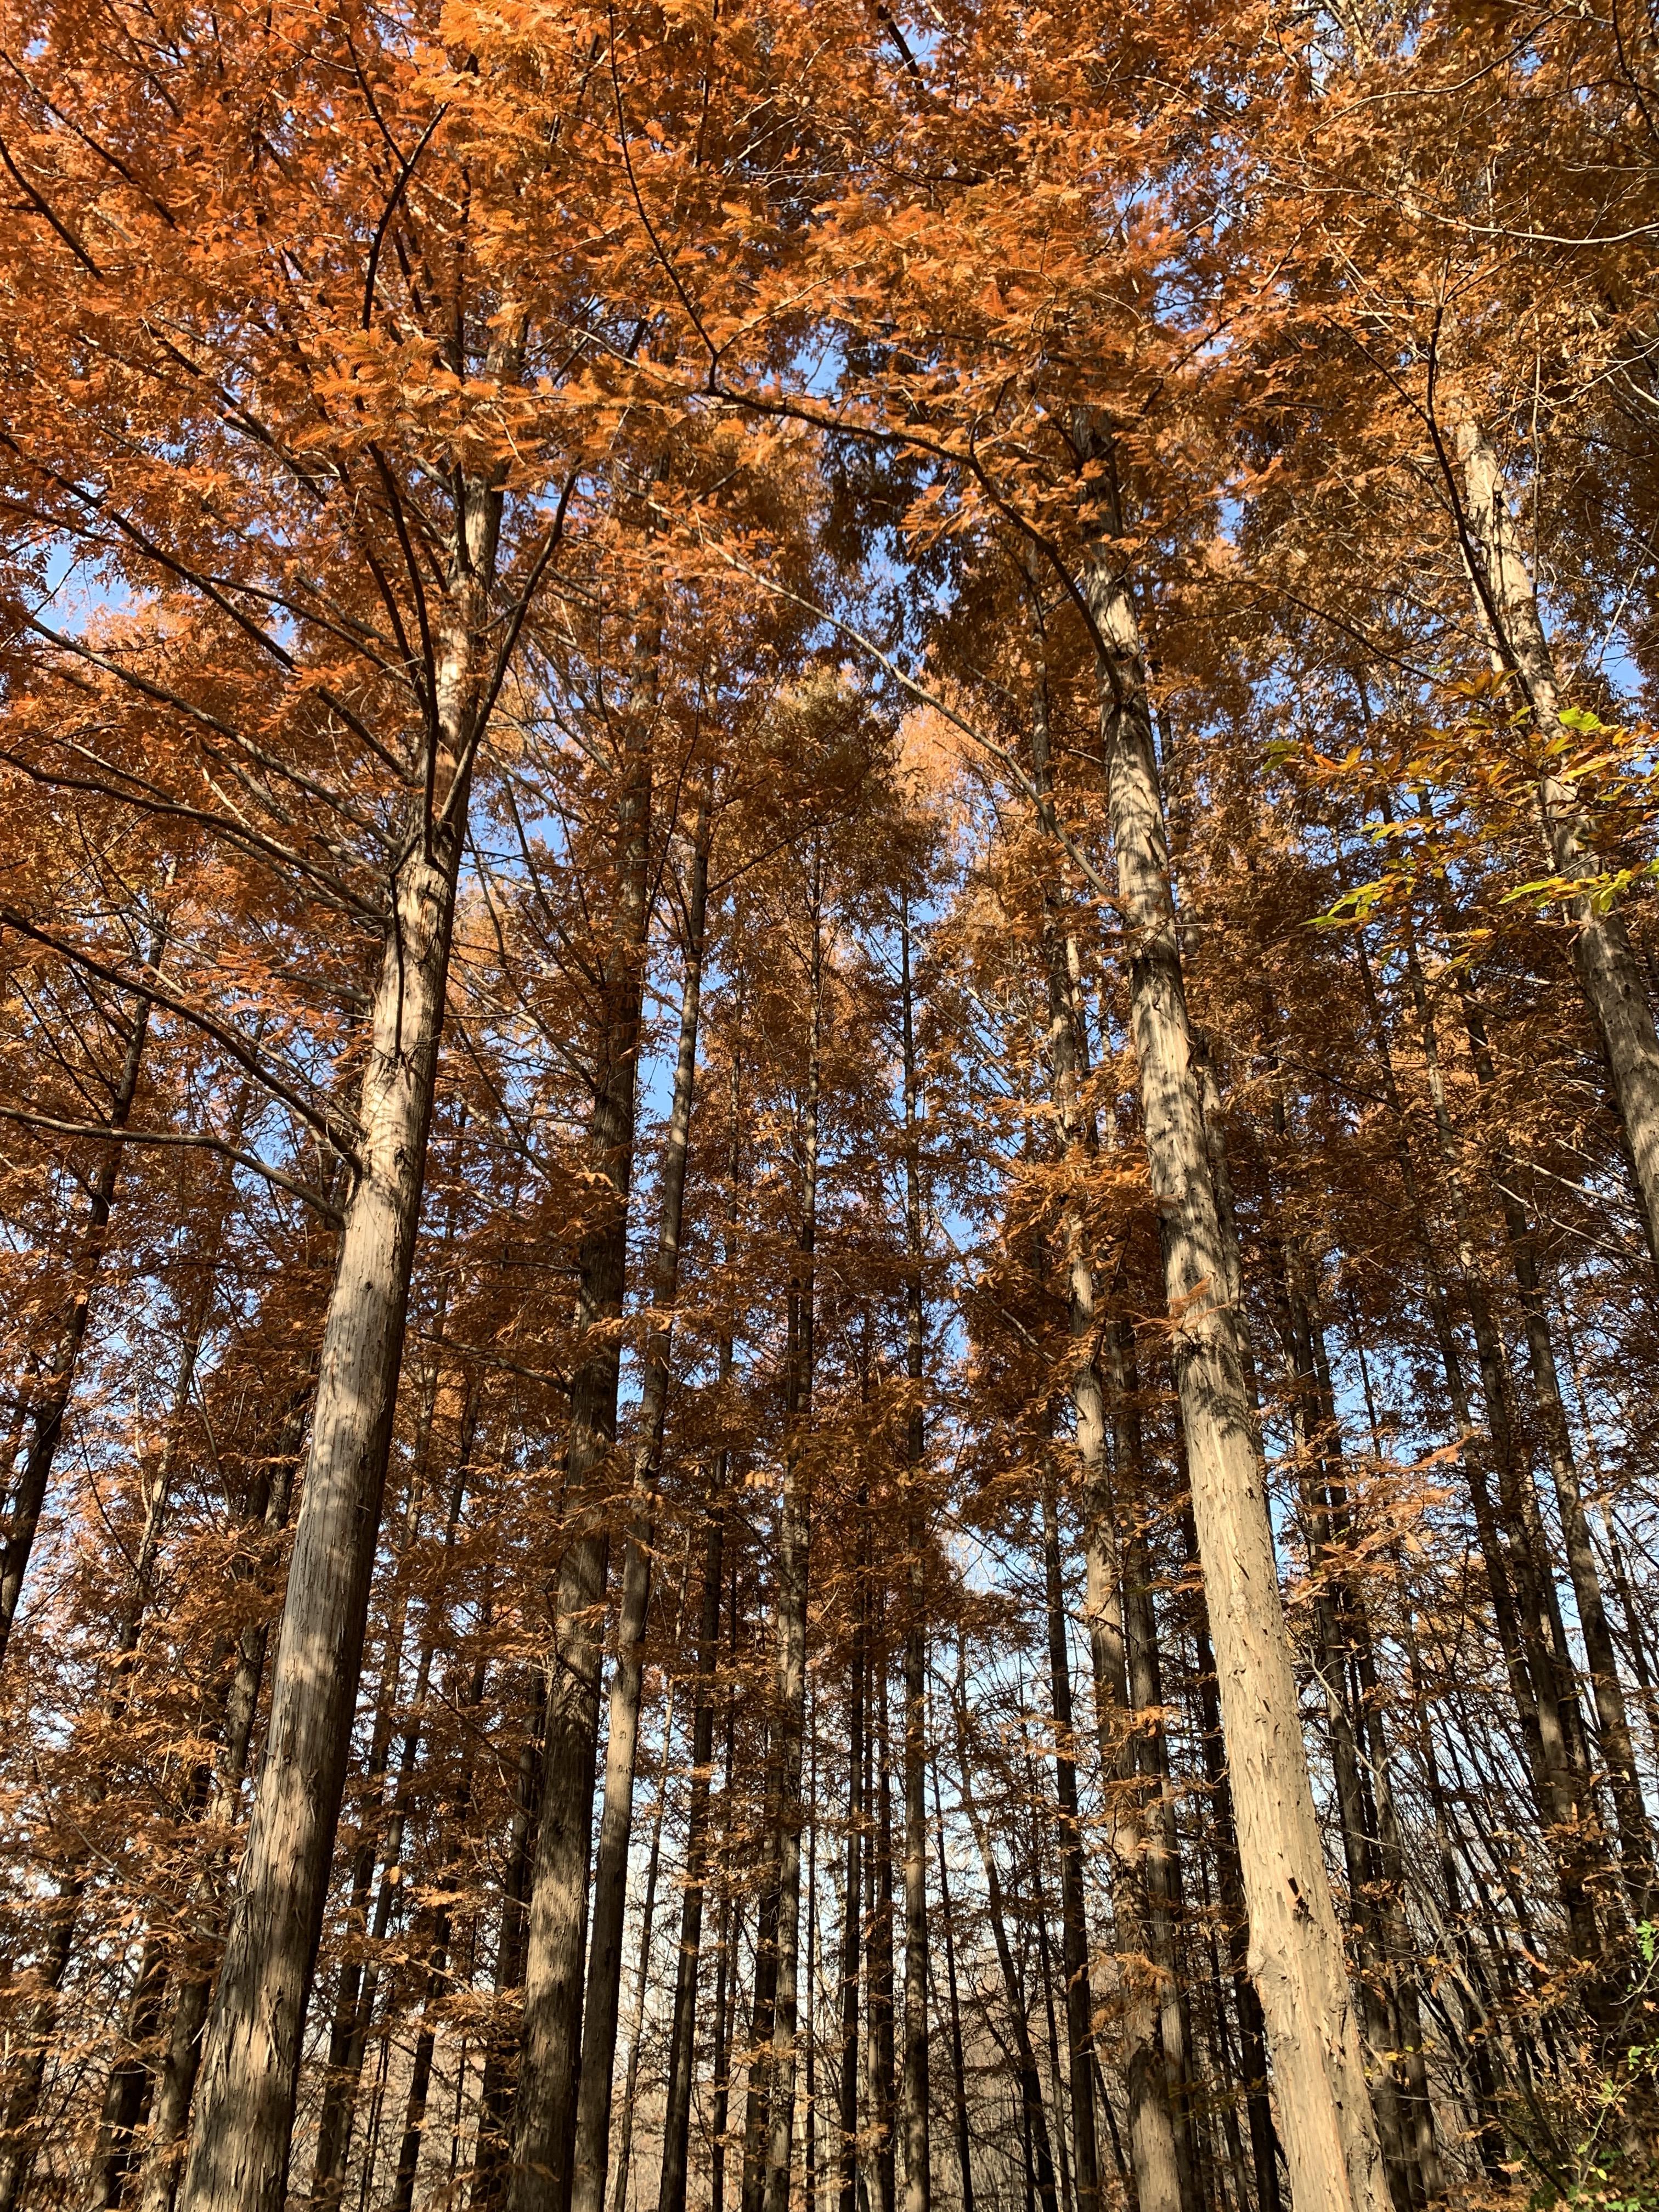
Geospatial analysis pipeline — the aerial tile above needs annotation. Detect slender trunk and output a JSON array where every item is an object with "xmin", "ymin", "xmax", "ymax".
[
  {"xmin": 390, "ymin": 1605, "xmax": 495, "ymax": 2212},
  {"xmin": 1395, "ymin": 916, "xmax": 1609, "ymax": 1967},
  {"xmin": 1087, "ymin": 1328, "xmax": 1189, "ymax": 2212},
  {"xmin": 609, "ymin": 1667, "xmax": 678, "ymax": 2212},
  {"xmin": 953, "ymin": 1659, "xmax": 1060, "ymax": 2212},
  {"xmin": 509, "ymin": 691, "xmax": 654, "ymax": 2212},
  {"xmin": 929, "ymin": 1760, "xmax": 974, "ymax": 2212},
  {"xmin": 871, "ymin": 1636, "xmax": 897, "ymax": 2212},
  {"xmin": 177, "ymin": 523, "xmax": 490, "ymax": 2210},
  {"xmin": 313, "ymin": 1407, "xmax": 478, "ymax": 2202},
  {"xmin": 1038, "ymin": 1474, "xmax": 1099, "ymax": 2212},
  {"xmin": 1453, "ymin": 419, "xmax": 1659, "ymax": 1277},
  {"xmin": 740, "ymin": 1841, "xmax": 781, "ymax": 2212},
  {"xmin": 658, "ymin": 1486, "xmax": 728, "ymax": 2212},
  {"xmin": 806, "ymin": 1717, "xmax": 820, "ymax": 2212},
  {"xmin": 0, "ymin": 1878, "xmax": 83, "ymax": 2212},
  {"xmin": 838, "ymin": 1525, "xmax": 867, "ymax": 2212},
  {"xmin": 898, "ymin": 904, "xmax": 930, "ymax": 2212},
  {"xmin": 1023, "ymin": 647, "xmax": 1175, "ymax": 2212},
  {"xmin": 1454, "ymin": 974, "xmax": 1654, "ymax": 1915},
  {"xmin": 1120, "ymin": 1481, "xmax": 1202, "ymax": 2212},
  {"xmin": 0, "ymin": 932, "xmax": 157, "ymax": 1669},
  {"xmin": 1030, "ymin": 1832, "xmax": 1074, "ymax": 2212},
  {"xmin": 762, "ymin": 857, "xmax": 822, "ymax": 2212},
  {"xmin": 1080, "ymin": 452, "xmax": 1384, "ymax": 2212},
  {"xmin": 573, "ymin": 782, "xmax": 714, "ymax": 2212},
  {"xmin": 1270, "ymin": 1237, "xmax": 1414, "ymax": 2211},
  {"xmin": 471, "ymin": 1669, "xmax": 548, "ymax": 2209},
  {"xmin": 713, "ymin": 1884, "xmax": 740, "ymax": 2212}
]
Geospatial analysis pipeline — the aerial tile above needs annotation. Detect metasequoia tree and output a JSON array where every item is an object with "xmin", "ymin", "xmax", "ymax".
[{"xmin": 3, "ymin": 0, "xmax": 1659, "ymax": 2208}]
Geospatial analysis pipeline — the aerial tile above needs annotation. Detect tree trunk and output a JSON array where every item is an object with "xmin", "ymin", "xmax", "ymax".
[
  {"xmin": 1453, "ymin": 419, "xmax": 1659, "ymax": 1278},
  {"xmin": 1177, "ymin": 1502, "xmax": 1283, "ymax": 2212},
  {"xmin": 608, "ymin": 1666, "xmax": 679, "ymax": 2212},
  {"xmin": 838, "ymin": 1525, "xmax": 867, "ymax": 2212},
  {"xmin": 1395, "ymin": 917, "xmax": 1611, "ymax": 1970},
  {"xmin": 390, "ymin": 1594, "xmax": 494, "ymax": 2212},
  {"xmin": 761, "ymin": 856, "xmax": 822, "ymax": 2212},
  {"xmin": 1080, "ymin": 453, "xmax": 1385, "ymax": 2212},
  {"xmin": 176, "ymin": 529, "xmax": 488, "ymax": 2209},
  {"xmin": 1118, "ymin": 1470, "xmax": 1202, "ymax": 2212},
  {"xmin": 1038, "ymin": 1475, "xmax": 1100, "ymax": 2212},
  {"xmin": 929, "ymin": 1760, "xmax": 974, "ymax": 2212},
  {"xmin": 1023, "ymin": 642, "xmax": 1175, "ymax": 2212},
  {"xmin": 953, "ymin": 1656, "xmax": 1059, "ymax": 2212},
  {"xmin": 1453, "ymin": 970, "xmax": 1654, "ymax": 1915},
  {"xmin": 471, "ymin": 1669, "xmax": 548, "ymax": 2209},
  {"xmin": 1085, "ymin": 1331, "xmax": 1188, "ymax": 2212},
  {"xmin": 870, "ymin": 1627, "xmax": 897, "ymax": 2212},
  {"xmin": 572, "ymin": 779, "xmax": 713, "ymax": 2212},
  {"xmin": 508, "ymin": 690, "xmax": 654, "ymax": 2212},
  {"xmin": 658, "ymin": 1490, "xmax": 728, "ymax": 2212},
  {"xmin": 898, "ymin": 904, "xmax": 930, "ymax": 2212}
]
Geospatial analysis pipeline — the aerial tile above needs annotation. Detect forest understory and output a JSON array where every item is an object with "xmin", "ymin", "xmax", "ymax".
[{"xmin": 1, "ymin": 0, "xmax": 1657, "ymax": 2207}]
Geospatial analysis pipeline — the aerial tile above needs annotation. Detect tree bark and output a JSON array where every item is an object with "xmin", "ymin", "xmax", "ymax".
[
  {"xmin": 953, "ymin": 1657, "xmax": 1059, "ymax": 2212},
  {"xmin": 838, "ymin": 1517, "xmax": 867, "ymax": 2212},
  {"xmin": 1080, "ymin": 452, "xmax": 1386, "ymax": 2212},
  {"xmin": 1085, "ymin": 1332, "xmax": 1189, "ymax": 2212},
  {"xmin": 176, "ymin": 539, "xmax": 487, "ymax": 2210},
  {"xmin": 1038, "ymin": 1474, "xmax": 1101, "ymax": 2212},
  {"xmin": 658, "ymin": 1489, "xmax": 728, "ymax": 2212},
  {"xmin": 471, "ymin": 1669, "xmax": 548, "ymax": 2209},
  {"xmin": 1022, "ymin": 634, "xmax": 1173, "ymax": 2212},
  {"xmin": 870, "ymin": 1638, "xmax": 897, "ymax": 2212},
  {"xmin": 761, "ymin": 855, "xmax": 822, "ymax": 2212},
  {"xmin": 1452, "ymin": 419, "xmax": 1659, "ymax": 1279},
  {"xmin": 508, "ymin": 678, "xmax": 654, "ymax": 2212},
  {"xmin": 929, "ymin": 1759, "xmax": 974, "ymax": 2212},
  {"xmin": 608, "ymin": 1665, "xmax": 679, "ymax": 2212},
  {"xmin": 1175, "ymin": 1498, "xmax": 1283, "ymax": 2212},
  {"xmin": 898, "ymin": 903, "xmax": 930, "ymax": 2212},
  {"xmin": 572, "ymin": 777, "xmax": 713, "ymax": 2212},
  {"xmin": 1453, "ymin": 970, "xmax": 1654, "ymax": 1915}
]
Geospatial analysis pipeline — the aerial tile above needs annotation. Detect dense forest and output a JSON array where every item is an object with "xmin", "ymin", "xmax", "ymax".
[{"xmin": 0, "ymin": 0, "xmax": 1656, "ymax": 2206}]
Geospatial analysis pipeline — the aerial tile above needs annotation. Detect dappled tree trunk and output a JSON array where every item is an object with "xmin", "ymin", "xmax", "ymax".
[
  {"xmin": 176, "ymin": 517, "xmax": 496, "ymax": 2210},
  {"xmin": 1080, "ymin": 447, "xmax": 1386, "ymax": 2212},
  {"xmin": 1454, "ymin": 420, "xmax": 1659, "ymax": 1278}
]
